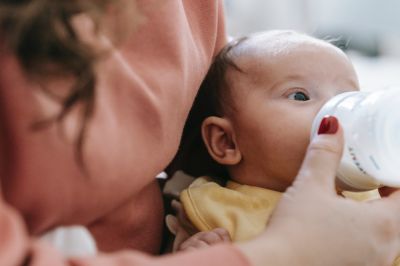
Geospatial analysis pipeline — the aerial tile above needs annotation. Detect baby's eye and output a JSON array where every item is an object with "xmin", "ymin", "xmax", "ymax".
[{"xmin": 287, "ymin": 91, "xmax": 310, "ymax": 101}]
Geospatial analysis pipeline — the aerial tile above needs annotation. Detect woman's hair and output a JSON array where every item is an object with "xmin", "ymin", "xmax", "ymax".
[
  {"xmin": 0, "ymin": 0, "xmax": 135, "ymax": 166},
  {"xmin": 167, "ymin": 37, "xmax": 247, "ymax": 181}
]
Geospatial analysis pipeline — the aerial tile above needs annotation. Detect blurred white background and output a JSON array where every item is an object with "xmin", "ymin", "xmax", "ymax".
[{"xmin": 224, "ymin": 0, "xmax": 400, "ymax": 91}]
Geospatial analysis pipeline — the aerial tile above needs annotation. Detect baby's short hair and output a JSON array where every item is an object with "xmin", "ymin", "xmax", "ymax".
[
  {"xmin": 200, "ymin": 36, "xmax": 248, "ymax": 116},
  {"xmin": 166, "ymin": 37, "xmax": 248, "ymax": 180}
]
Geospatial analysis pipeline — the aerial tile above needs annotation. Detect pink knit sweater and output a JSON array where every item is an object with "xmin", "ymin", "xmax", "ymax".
[{"xmin": 0, "ymin": 0, "xmax": 249, "ymax": 265}]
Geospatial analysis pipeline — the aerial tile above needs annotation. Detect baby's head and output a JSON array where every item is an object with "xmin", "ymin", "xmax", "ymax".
[{"xmin": 176, "ymin": 30, "xmax": 359, "ymax": 192}]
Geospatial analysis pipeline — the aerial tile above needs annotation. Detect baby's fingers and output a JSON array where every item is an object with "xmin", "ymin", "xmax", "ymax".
[
  {"xmin": 211, "ymin": 228, "xmax": 231, "ymax": 242},
  {"xmin": 197, "ymin": 228, "xmax": 231, "ymax": 244},
  {"xmin": 190, "ymin": 228, "xmax": 231, "ymax": 244},
  {"xmin": 180, "ymin": 238, "xmax": 211, "ymax": 251},
  {"xmin": 179, "ymin": 228, "xmax": 231, "ymax": 251}
]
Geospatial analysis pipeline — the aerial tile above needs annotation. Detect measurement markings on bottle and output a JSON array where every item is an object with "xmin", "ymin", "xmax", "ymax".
[
  {"xmin": 368, "ymin": 155, "xmax": 380, "ymax": 170},
  {"xmin": 348, "ymin": 147, "xmax": 368, "ymax": 175}
]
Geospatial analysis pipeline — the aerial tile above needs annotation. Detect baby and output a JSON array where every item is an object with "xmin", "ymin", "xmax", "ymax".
[{"xmin": 167, "ymin": 30, "xmax": 381, "ymax": 252}]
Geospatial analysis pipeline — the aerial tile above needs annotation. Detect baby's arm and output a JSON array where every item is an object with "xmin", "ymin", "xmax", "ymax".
[{"xmin": 166, "ymin": 200, "xmax": 231, "ymax": 252}]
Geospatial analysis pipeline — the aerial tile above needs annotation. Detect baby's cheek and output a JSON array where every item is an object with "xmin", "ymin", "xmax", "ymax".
[{"xmin": 280, "ymin": 134, "xmax": 310, "ymax": 173}]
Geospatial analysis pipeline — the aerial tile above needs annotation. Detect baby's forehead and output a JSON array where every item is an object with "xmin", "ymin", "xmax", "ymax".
[
  {"xmin": 235, "ymin": 31, "xmax": 339, "ymax": 63},
  {"xmin": 229, "ymin": 32, "xmax": 345, "ymax": 75},
  {"xmin": 224, "ymin": 31, "xmax": 354, "ymax": 88}
]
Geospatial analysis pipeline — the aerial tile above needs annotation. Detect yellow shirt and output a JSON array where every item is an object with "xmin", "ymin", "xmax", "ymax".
[
  {"xmin": 180, "ymin": 176, "xmax": 281, "ymax": 242},
  {"xmin": 180, "ymin": 176, "xmax": 400, "ymax": 266}
]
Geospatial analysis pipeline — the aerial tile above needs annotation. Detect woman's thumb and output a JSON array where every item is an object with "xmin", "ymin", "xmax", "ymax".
[{"xmin": 295, "ymin": 116, "xmax": 344, "ymax": 192}]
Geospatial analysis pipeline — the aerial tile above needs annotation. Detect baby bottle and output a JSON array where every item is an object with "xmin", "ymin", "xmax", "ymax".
[{"xmin": 310, "ymin": 87, "xmax": 400, "ymax": 191}]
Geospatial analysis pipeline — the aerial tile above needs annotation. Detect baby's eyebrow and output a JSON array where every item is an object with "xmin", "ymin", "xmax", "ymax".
[{"xmin": 267, "ymin": 74, "xmax": 306, "ymax": 91}]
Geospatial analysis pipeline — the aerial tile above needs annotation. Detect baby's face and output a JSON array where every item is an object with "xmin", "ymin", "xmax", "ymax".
[{"xmin": 226, "ymin": 32, "xmax": 359, "ymax": 191}]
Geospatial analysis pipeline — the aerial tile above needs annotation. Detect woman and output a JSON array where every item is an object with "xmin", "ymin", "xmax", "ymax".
[{"xmin": 1, "ymin": 1, "xmax": 400, "ymax": 265}]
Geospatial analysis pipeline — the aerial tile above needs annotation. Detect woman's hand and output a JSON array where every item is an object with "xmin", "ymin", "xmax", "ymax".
[{"xmin": 239, "ymin": 117, "xmax": 400, "ymax": 266}]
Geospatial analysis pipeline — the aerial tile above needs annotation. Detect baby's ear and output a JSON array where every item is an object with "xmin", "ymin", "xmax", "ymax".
[{"xmin": 201, "ymin": 116, "xmax": 241, "ymax": 166}]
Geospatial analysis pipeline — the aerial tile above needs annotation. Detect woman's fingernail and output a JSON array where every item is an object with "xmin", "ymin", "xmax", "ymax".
[{"xmin": 318, "ymin": 115, "xmax": 339, "ymax": 135}]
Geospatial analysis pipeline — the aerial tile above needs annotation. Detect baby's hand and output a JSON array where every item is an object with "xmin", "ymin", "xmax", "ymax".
[
  {"xmin": 166, "ymin": 200, "xmax": 231, "ymax": 252},
  {"xmin": 166, "ymin": 209, "xmax": 231, "ymax": 252},
  {"xmin": 177, "ymin": 228, "xmax": 231, "ymax": 252}
]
